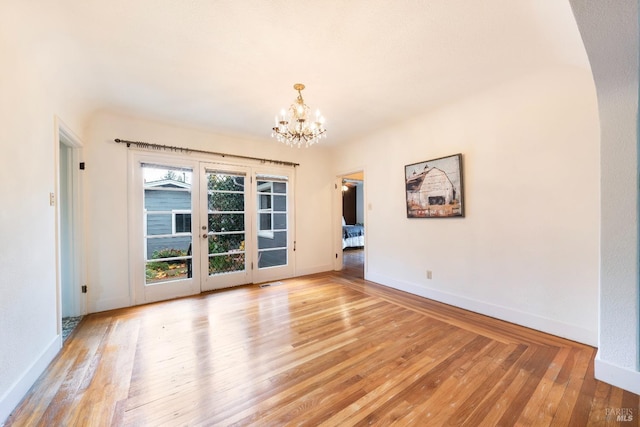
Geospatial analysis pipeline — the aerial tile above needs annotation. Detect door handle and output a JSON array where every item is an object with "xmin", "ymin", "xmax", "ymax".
[{"xmin": 202, "ymin": 233, "xmax": 208, "ymax": 239}]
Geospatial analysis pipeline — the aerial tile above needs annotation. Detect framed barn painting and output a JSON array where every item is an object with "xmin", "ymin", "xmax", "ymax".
[{"xmin": 405, "ymin": 153, "xmax": 464, "ymax": 218}]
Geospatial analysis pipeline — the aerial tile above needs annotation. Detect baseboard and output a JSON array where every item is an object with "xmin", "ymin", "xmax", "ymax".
[
  {"xmin": 295, "ymin": 264, "xmax": 333, "ymax": 277},
  {"xmin": 91, "ymin": 296, "xmax": 132, "ymax": 313},
  {"xmin": 0, "ymin": 334, "xmax": 61, "ymax": 424},
  {"xmin": 595, "ymin": 352, "xmax": 640, "ymax": 395},
  {"xmin": 366, "ymin": 272, "xmax": 597, "ymax": 346}
]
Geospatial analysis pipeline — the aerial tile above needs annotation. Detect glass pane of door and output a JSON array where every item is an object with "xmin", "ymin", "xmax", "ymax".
[
  {"xmin": 257, "ymin": 178, "xmax": 288, "ymax": 269},
  {"xmin": 143, "ymin": 165, "xmax": 193, "ymax": 284},
  {"xmin": 206, "ymin": 171, "xmax": 247, "ymax": 277}
]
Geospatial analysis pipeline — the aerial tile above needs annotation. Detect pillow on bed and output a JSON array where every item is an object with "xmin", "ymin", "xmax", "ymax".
[{"xmin": 342, "ymin": 216, "xmax": 346, "ymax": 226}]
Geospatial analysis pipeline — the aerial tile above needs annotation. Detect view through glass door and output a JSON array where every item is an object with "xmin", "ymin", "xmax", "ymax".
[
  {"xmin": 201, "ymin": 166, "xmax": 251, "ymax": 291},
  {"xmin": 138, "ymin": 162, "xmax": 199, "ymax": 304},
  {"xmin": 254, "ymin": 174, "xmax": 294, "ymax": 283}
]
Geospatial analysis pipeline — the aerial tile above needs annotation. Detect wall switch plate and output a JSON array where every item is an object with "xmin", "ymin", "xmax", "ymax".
[
  {"xmin": 49, "ymin": 192, "xmax": 55, "ymax": 206},
  {"xmin": 426, "ymin": 270, "xmax": 432, "ymax": 280}
]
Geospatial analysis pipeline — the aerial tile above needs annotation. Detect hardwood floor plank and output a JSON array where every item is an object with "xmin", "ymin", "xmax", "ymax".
[
  {"xmin": 64, "ymin": 318, "xmax": 140, "ymax": 426},
  {"xmin": 319, "ymin": 328, "xmax": 477, "ymax": 426},
  {"xmin": 459, "ymin": 345, "xmax": 543, "ymax": 426},
  {"xmin": 219, "ymin": 311, "xmax": 444, "ymax": 425},
  {"xmin": 605, "ymin": 386, "xmax": 626, "ymax": 426},
  {"xmin": 586, "ymin": 379, "xmax": 613, "ymax": 426},
  {"xmin": 620, "ymin": 391, "xmax": 640, "ymax": 426},
  {"xmin": 446, "ymin": 343, "xmax": 525, "ymax": 424},
  {"xmin": 403, "ymin": 340, "xmax": 506, "ymax": 425},
  {"xmin": 516, "ymin": 345, "xmax": 571, "ymax": 425},
  {"xmin": 495, "ymin": 345, "xmax": 560, "ymax": 425},
  {"xmin": 298, "ymin": 322, "xmax": 465, "ymax": 426},
  {"xmin": 348, "ymin": 335, "xmax": 493, "ymax": 426},
  {"xmin": 568, "ymin": 355, "xmax": 599, "ymax": 426},
  {"xmin": 4, "ymin": 271, "xmax": 639, "ymax": 426}
]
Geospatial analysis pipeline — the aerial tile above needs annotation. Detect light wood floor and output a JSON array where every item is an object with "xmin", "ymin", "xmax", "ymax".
[
  {"xmin": 5, "ymin": 268, "xmax": 639, "ymax": 426},
  {"xmin": 342, "ymin": 247, "xmax": 364, "ymax": 280}
]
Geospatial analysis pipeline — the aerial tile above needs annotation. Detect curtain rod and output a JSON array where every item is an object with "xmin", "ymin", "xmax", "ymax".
[{"xmin": 114, "ymin": 138, "xmax": 300, "ymax": 167}]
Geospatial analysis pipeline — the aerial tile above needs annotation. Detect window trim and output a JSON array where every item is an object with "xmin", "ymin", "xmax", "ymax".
[{"xmin": 172, "ymin": 210, "xmax": 192, "ymax": 235}]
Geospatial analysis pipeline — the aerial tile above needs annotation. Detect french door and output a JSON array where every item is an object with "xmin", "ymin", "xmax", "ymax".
[
  {"xmin": 200, "ymin": 165, "xmax": 251, "ymax": 291},
  {"xmin": 135, "ymin": 160, "xmax": 200, "ymax": 304},
  {"xmin": 253, "ymin": 174, "xmax": 293, "ymax": 283},
  {"xmin": 132, "ymin": 154, "xmax": 294, "ymax": 304},
  {"xmin": 200, "ymin": 164, "xmax": 294, "ymax": 290}
]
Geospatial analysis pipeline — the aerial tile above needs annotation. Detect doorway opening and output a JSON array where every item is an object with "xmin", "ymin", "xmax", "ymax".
[
  {"xmin": 340, "ymin": 171, "xmax": 364, "ymax": 279},
  {"xmin": 56, "ymin": 120, "xmax": 85, "ymax": 343}
]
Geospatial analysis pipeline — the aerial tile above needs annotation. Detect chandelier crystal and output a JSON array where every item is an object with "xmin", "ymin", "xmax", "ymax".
[{"xmin": 272, "ymin": 83, "xmax": 326, "ymax": 148}]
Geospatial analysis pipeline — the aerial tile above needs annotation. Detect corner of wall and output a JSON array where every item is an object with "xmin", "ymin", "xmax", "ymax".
[
  {"xmin": 570, "ymin": 0, "xmax": 640, "ymax": 394},
  {"xmin": 595, "ymin": 350, "xmax": 640, "ymax": 395}
]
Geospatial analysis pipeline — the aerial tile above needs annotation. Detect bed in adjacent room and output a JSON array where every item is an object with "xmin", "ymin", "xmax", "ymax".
[{"xmin": 342, "ymin": 217, "xmax": 364, "ymax": 249}]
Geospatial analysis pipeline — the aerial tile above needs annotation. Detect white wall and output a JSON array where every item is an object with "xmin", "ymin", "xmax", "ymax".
[
  {"xmin": 356, "ymin": 182, "xmax": 365, "ymax": 224},
  {"xmin": 0, "ymin": 32, "xmax": 86, "ymax": 422},
  {"xmin": 332, "ymin": 66, "xmax": 600, "ymax": 345},
  {"xmin": 84, "ymin": 111, "xmax": 335, "ymax": 312},
  {"xmin": 571, "ymin": 0, "xmax": 640, "ymax": 395}
]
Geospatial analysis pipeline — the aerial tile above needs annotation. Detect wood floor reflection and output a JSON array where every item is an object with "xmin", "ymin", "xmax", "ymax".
[
  {"xmin": 342, "ymin": 247, "xmax": 364, "ymax": 279},
  {"xmin": 5, "ymin": 269, "xmax": 639, "ymax": 426}
]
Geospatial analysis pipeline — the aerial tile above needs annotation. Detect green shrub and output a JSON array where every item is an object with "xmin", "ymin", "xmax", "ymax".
[
  {"xmin": 151, "ymin": 248, "xmax": 187, "ymax": 260},
  {"xmin": 147, "ymin": 261, "xmax": 169, "ymax": 271}
]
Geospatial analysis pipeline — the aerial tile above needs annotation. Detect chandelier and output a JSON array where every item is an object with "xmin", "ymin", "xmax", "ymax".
[{"xmin": 272, "ymin": 83, "xmax": 326, "ymax": 148}]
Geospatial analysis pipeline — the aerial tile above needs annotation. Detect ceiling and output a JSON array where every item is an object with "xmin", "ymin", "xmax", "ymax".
[{"xmin": 2, "ymin": 1, "xmax": 588, "ymax": 145}]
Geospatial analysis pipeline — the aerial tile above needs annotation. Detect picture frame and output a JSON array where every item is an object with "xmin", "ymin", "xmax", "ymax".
[{"xmin": 405, "ymin": 153, "xmax": 464, "ymax": 218}]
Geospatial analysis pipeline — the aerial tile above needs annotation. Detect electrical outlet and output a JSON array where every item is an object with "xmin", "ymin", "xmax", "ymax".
[
  {"xmin": 426, "ymin": 270, "xmax": 432, "ymax": 280},
  {"xmin": 49, "ymin": 192, "xmax": 55, "ymax": 206}
]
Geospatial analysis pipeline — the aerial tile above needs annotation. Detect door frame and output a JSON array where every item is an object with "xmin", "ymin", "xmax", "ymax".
[
  {"xmin": 334, "ymin": 169, "xmax": 366, "ymax": 275},
  {"xmin": 129, "ymin": 151, "xmax": 297, "ymax": 304},
  {"xmin": 54, "ymin": 117, "xmax": 86, "ymax": 335}
]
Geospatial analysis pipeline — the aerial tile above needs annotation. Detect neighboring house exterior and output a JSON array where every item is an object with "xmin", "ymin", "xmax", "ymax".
[{"xmin": 144, "ymin": 179, "xmax": 192, "ymax": 258}]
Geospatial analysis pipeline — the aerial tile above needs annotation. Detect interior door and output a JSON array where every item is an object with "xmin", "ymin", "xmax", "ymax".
[{"xmin": 200, "ymin": 165, "xmax": 252, "ymax": 291}]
